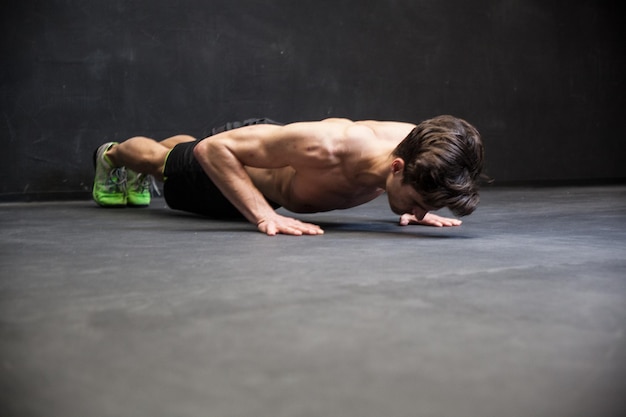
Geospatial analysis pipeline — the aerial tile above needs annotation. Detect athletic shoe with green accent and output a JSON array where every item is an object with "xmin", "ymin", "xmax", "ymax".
[
  {"xmin": 126, "ymin": 169, "xmax": 153, "ymax": 207},
  {"xmin": 92, "ymin": 142, "xmax": 127, "ymax": 207}
]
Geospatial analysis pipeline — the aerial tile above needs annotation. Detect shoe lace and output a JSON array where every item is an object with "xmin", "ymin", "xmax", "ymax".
[
  {"xmin": 136, "ymin": 174, "xmax": 161, "ymax": 196},
  {"xmin": 106, "ymin": 167, "xmax": 127, "ymax": 193}
]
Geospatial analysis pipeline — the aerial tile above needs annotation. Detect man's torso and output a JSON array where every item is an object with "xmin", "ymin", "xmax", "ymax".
[{"xmin": 246, "ymin": 119, "xmax": 415, "ymax": 213}]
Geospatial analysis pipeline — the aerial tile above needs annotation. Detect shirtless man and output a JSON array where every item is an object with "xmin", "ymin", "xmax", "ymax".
[{"xmin": 92, "ymin": 116, "xmax": 485, "ymax": 236}]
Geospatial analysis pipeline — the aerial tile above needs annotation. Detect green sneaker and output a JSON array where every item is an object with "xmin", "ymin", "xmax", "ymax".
[
  {"xmin": 92, "ymin": 142, "xmax": 127, "ymax": 207},
  {"xmin": 126, "ymin": 169, "xmax": 155, "ymax": 207}
]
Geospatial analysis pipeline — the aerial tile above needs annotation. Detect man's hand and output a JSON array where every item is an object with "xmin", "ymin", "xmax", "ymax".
[
  {"xmin": 257, "ymin": 214, "xmax": 325, "ymax": 236},
  {"xmin": 399, "ymin": 212, "xmax": 462, "ymax": 227}
]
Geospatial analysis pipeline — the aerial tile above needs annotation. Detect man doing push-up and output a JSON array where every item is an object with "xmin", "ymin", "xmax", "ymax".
[{"xmin": 92, "ymin": 115, "xmax": 485, "ymax": 236}]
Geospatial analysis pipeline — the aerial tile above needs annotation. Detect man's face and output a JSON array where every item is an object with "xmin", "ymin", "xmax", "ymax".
[{"xmin": 386, "ymin": 177, "xmax": 432, "ymax": 220}]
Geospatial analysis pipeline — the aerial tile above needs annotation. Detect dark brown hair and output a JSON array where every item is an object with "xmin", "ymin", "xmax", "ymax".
[{"xmin": 392, "ymin": 115, "xmax": 485, "ymax": 216}]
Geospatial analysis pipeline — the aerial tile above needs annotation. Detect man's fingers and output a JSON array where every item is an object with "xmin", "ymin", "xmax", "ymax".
[
  {"xmin": 284, "ymin": 220, "xmax": 323, "ymax": 235},
  {"xmin": 301, "ymin": 223, "xmax": 324, "ymax": 235},
  {"xmin": 399, "ymin": 213, "xmax": 462, "ymax": 228},
  {"xmin": 399, "ymin": 213, "xmax": 414, "ymax": 226},
  {"xmin": 273, "ymin": 225, "xmax": 322, "ymax": 236},
  {"xmin": 283, "ymin": 226, "xmax": 303, "ymax": 236},
  {"xmin": 258, "ymin": 217, "xmax": 324, "ymax": 236},
  {"xmin": 286, "ymin": 223, "xmax": 324, "ymax": 236}
]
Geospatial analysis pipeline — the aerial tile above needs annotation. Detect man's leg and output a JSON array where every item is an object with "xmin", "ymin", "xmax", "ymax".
[
  {"xmin": 106, "ymin": 135, "xmax": 196, "ymax": 181},
  {"xmin": 159, "ymin": 135, "xmax": 197, "ymax": 151},
  {"xmin": 93, "ymin": 135, "xmax": 195, "ymax": 207}
]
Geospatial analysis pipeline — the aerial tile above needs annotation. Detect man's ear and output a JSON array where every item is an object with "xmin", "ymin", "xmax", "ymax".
[{"xmin": 391, "ymin": 158, "xmax": 405, "ymax": 175}]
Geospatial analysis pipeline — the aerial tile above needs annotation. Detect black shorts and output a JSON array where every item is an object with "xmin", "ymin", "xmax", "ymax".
[{"xmin": 163, "ymin": 118, "xmax": 282, "ymax": 218}]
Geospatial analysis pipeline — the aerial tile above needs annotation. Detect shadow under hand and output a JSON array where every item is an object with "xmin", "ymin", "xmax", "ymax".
[{"xmin": 311, "ymin": 220, "xmax": 476, "ymax": 239}]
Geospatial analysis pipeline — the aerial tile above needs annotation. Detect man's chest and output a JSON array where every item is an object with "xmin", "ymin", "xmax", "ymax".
[{"xmin": 286, "ymin": 171, "xmax": 383, "ymax": 213}]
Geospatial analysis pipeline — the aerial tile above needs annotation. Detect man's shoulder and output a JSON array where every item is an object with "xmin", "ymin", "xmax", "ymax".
[
  {"xmin": 319, "ymin": 119, "xmax": 417, "ymax": 140},
  {"xmin": 320, "ymin": 117, "xmax": 354, "ymax": 124},
  {"xmin": 354, "ymin": 120, "xmax": 416, "ymax": 142}
]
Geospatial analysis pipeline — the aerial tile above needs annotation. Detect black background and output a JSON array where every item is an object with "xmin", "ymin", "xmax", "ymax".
[{"xmin": 1, "ymin": 0, "xmax": 624, "ymax": 200}]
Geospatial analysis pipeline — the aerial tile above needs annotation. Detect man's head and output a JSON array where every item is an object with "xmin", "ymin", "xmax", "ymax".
[{"xmin": 391, "ymin": 115, "xmax": 485, "ymax": 217}]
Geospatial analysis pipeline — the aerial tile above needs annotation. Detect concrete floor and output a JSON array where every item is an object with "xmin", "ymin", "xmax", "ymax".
[{"xmin": 1, "ymin": 185, "xmax": 625, "ymax": 417}]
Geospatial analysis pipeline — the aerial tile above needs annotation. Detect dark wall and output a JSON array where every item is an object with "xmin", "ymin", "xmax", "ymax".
[{"xmin": 1, "ymin": 0, "xmax": 624, "ymax": 200}]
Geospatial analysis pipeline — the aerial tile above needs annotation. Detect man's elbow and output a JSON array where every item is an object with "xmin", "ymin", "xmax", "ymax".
[
  {"xmin": 193, "ymin": 138, "xmax": 237, "ymax": 175},
  {"xmin": 192, "ymin": 138, "xmax": 207, "ymax": 159},
  {"xmin": 193, "ymin": 138, "xmax": 221, "ymax": 164}
]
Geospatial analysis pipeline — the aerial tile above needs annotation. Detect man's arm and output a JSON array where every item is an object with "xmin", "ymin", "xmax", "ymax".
[{"xmin": 193, "ymin": 122, "xmax": 333, "ymax": 236}]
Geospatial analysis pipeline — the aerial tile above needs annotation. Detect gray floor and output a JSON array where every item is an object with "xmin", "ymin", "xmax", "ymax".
[{"xmin": 1, "ymin": 186, "xmax": 625, "ymax": 417}]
